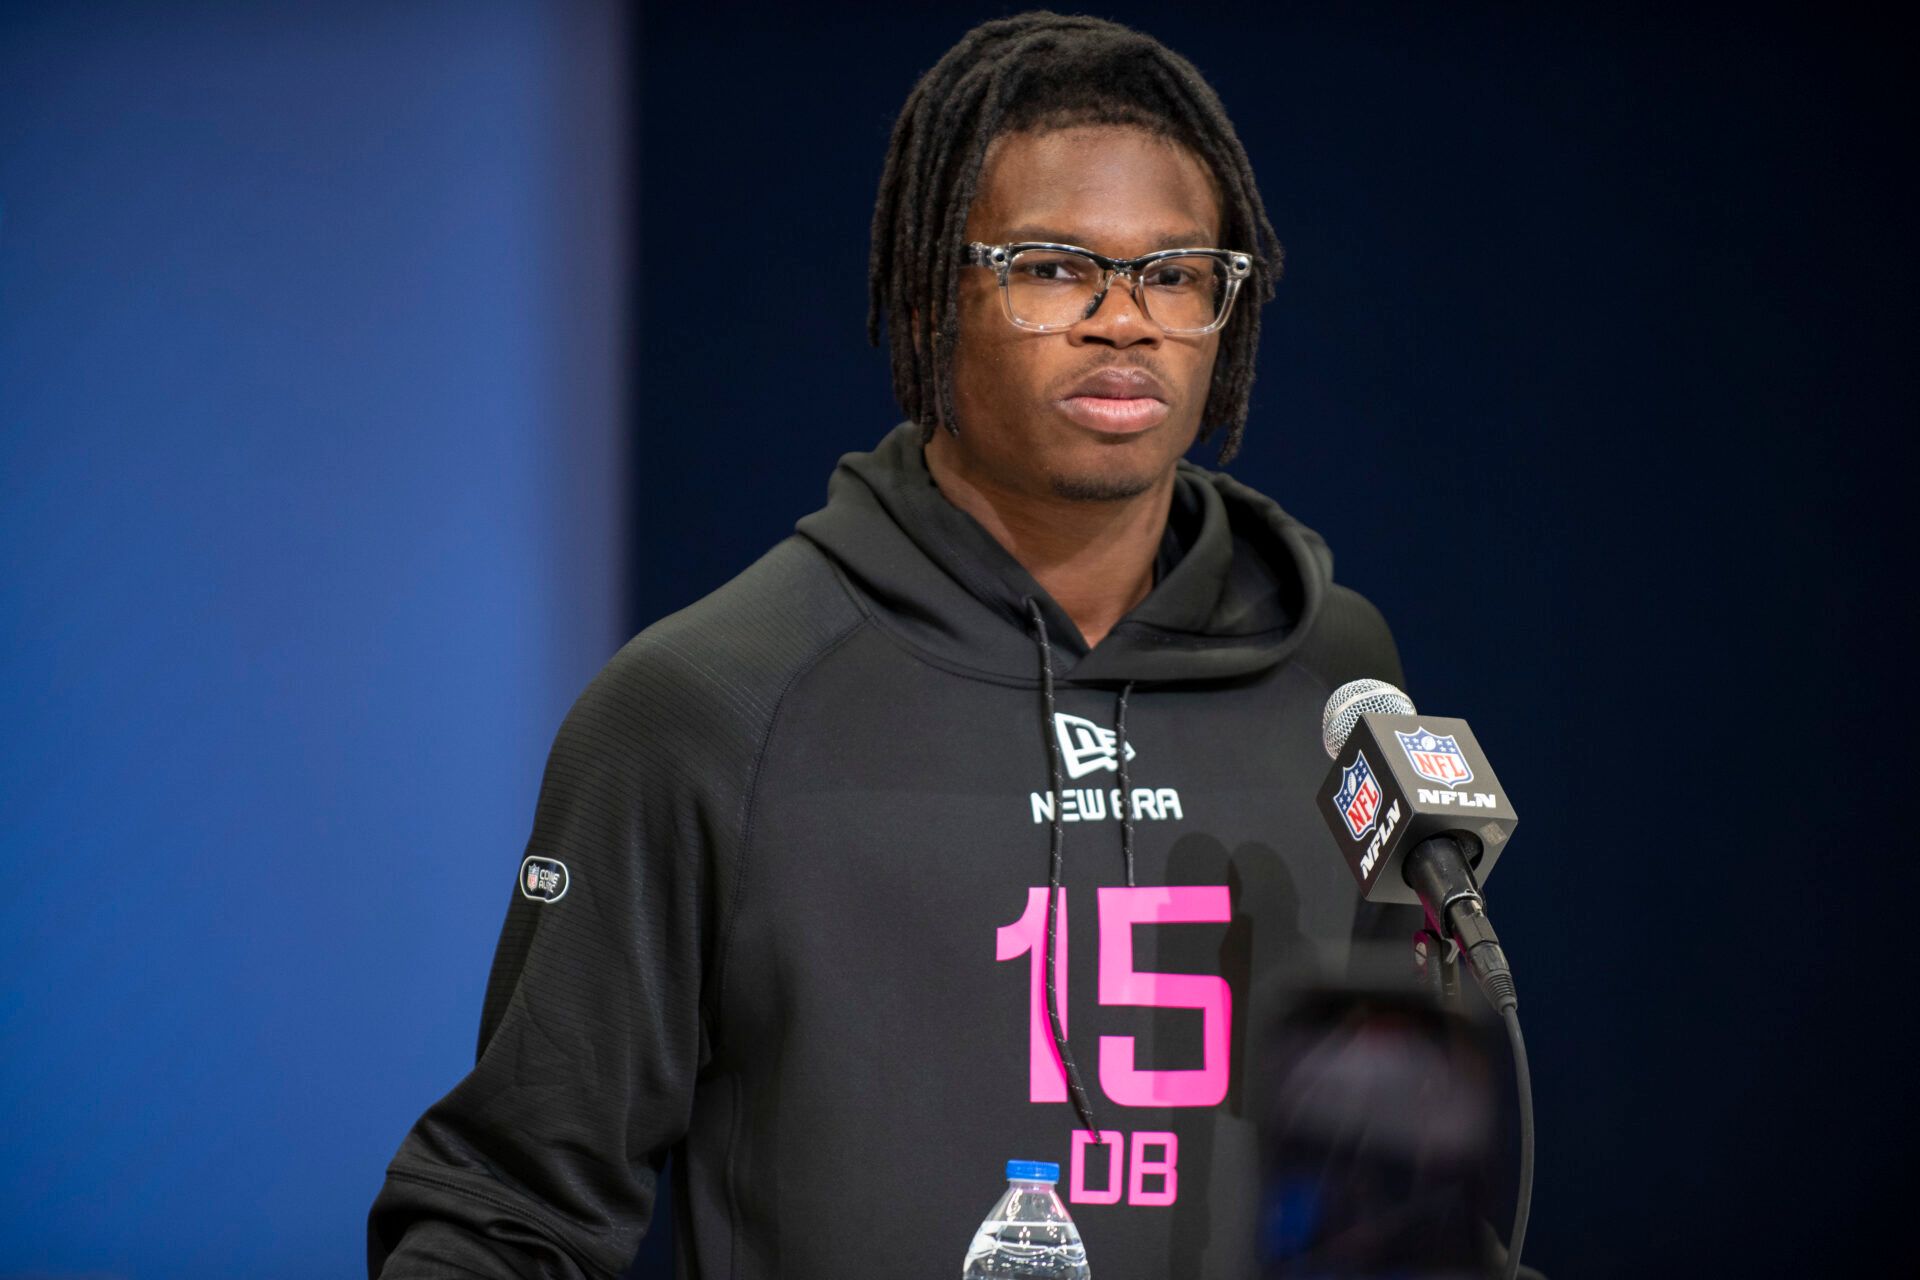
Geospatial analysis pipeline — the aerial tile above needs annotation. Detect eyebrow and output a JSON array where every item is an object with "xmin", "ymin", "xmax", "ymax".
[{"xmin": 996, "ymin": 226, "xmax": 1221, "ymax": 251}]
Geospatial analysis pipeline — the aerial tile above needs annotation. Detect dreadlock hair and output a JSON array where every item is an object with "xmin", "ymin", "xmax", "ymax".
[{"xmin": 867, "ymin": 10, "xmax": 1283, "ymax": 464}]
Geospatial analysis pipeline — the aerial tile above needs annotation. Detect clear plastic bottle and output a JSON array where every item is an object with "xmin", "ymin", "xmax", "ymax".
[{"xmin": 961, "ymin": 1160, "xmax": 1091, "ymax": 1279}]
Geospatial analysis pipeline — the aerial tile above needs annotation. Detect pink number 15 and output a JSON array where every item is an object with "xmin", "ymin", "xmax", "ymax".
[{"xmin": 995, "ymin": 885, "xmax": 1232, "ymax": 1109}]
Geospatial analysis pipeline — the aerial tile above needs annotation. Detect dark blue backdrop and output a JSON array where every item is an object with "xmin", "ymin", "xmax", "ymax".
[{"xmin": 2, "ymin": 2, "xmax": 1913, "ymax": 1277}]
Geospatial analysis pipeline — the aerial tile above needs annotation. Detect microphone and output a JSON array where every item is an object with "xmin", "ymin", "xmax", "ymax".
[
  {"xmin": 1316, "ymin": 678, "xmax": 1519, "ymax": 1014},
  {"xmin": 1317, "ymin": 679, "xmax": 1536, "ymax": 1280}
]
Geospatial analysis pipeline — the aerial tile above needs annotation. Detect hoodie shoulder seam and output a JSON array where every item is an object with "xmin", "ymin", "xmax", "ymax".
[{"xmin": 712, "ymin": 613, "xmax": 870, "ymax": 1025}]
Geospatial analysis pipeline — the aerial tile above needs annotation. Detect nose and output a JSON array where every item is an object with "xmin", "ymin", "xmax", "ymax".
[{"xmin": 1068, "ymin": 269, "xmax": 1162, "ymax": 349}]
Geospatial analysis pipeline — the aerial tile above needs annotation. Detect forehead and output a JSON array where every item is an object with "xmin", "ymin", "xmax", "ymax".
[{"xmin": 967, "ymin": 124, "xmax": 1224, "ymax": 252}]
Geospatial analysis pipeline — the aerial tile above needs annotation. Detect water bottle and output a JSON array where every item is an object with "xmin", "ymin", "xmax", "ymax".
[{"xmin": 961, "ymin": 1159, "xmax": 1091, "ymax": 1278}]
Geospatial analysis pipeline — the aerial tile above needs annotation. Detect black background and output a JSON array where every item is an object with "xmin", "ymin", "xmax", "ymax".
[{"xmin": 632, "ymin": 4, "xmax": 1916, "ymax": 1275}]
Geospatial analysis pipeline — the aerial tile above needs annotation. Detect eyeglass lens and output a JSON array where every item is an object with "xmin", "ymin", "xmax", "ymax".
[{"xmin": 1004, "ymin": 249, "xmax": 1229, "ymax": 331}]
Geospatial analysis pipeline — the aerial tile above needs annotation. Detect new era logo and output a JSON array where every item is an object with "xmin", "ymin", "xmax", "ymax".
[{"xmin": 1053, "ymin": 713, "xmax": 1139, "ymax": 780}]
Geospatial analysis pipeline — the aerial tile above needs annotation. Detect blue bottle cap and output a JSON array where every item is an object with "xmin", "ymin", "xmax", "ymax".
[{"xmin": 1006, "ymin": 1160, "xmax": 1060, "ymax": 1183}]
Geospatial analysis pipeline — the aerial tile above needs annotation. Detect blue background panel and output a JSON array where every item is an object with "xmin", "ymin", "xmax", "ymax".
[{"xmin": 2, "ymin": 2, "xmax": 628, "ymax": 1274}]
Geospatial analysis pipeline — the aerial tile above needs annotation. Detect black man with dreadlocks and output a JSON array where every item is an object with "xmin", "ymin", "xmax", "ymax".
[{"xmin": 370, "ymin": 12, "xmax": 1411, "ymax": 1279}]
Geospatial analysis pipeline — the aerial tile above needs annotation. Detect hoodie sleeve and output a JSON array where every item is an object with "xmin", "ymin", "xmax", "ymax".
[
  {"xmin": 366, "ymin": 539, "xmax": 865, "ymax": 1279},
  {"xmin": 367, "ymin": 638, "xmax": 721, "ymax": 1279}
]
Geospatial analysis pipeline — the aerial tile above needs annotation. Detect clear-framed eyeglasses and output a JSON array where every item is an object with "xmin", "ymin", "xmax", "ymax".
[{"xmin": 964, "ymin": 241, "xmax": 1254, "ymax": 336}]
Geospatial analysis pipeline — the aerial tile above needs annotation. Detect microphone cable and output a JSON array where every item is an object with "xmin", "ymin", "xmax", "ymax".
[{"xmin": 1500, "ymin": 1003, "xmax": 1533, "ymax": 1280}]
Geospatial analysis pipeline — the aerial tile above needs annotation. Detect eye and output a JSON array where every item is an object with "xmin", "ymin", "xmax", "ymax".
[{"xmin": 1009, "ymin": 251, "xmax": 1095, "ymax": 285}]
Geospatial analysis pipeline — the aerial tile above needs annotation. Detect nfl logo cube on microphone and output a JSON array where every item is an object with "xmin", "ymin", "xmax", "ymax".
[{"xmin": 1316, "ymin": 714, "xmax": 1519, "ymax": 906}]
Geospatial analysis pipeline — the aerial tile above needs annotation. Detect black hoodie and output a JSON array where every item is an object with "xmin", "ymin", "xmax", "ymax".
[{"xmin": 369, "ymin": 423, "xmax": 1408, "ymax": 1278}]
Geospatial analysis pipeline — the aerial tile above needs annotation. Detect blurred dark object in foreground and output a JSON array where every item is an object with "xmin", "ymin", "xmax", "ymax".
[{"xmin": 1252, "ymin": 944, "xmax": 1528, "ymax": 1279}]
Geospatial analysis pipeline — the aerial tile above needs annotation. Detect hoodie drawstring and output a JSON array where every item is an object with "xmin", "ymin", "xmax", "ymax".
[
  {"xmin": 1025, "ymin": 601, "xmax": 1144, "ymax": 1136},
  {"xmin": 1114, "ymin": 680, "xmax": 1137, "ymax": 888},
  {"xmin": 1026, "ymin": 598, "xmax": 1099, "ymax": 1137}
]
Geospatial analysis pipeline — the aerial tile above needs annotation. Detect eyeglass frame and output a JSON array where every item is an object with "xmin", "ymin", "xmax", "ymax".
[{"xmin": 963, "ymin": 240, "xmax": 1255, "ymax": 336}]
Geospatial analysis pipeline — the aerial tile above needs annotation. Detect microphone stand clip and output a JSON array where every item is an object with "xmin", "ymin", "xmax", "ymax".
[{"xmin": 1412, "ymin": 926, "xmax": 1463, "ymax": 1007}]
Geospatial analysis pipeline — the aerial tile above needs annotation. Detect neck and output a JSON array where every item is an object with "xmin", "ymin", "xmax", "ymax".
[{"xmin": 925, "ymin": 433, "xmax": 1173, "ymax": 649}]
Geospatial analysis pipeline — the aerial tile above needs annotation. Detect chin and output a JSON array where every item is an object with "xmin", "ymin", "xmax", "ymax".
[{"xmin": 1047, "ymin": 468, "xmax": 1157, "ymax": 502}]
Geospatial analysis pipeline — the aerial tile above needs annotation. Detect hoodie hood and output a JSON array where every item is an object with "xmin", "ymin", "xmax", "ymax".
[{"xmin": 795, "ymin": 422, "xmax": 1332, "ymax": 685}]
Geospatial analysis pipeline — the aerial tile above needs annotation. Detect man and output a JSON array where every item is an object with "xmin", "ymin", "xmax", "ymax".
[{"xmin": 370, "ymin": 12, "xmax": 1407, "ymax": 1277}]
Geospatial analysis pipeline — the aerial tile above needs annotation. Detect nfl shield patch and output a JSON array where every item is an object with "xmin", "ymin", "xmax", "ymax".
[
  {"xmin": 1333, "ymin": 751, "xmax": 1384, "ymax": 841},
  {"xmin": 519, "ymin": 855, "xmax": 570, "ymax": 903},
  {"xmin": 1395, "ymin": 727, "xmax": 1474, "ymax": 789}
]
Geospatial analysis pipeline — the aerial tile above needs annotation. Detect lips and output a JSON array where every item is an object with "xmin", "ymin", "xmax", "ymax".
[
  {"xmin": 1056, "ymin": 366, "xmax": 1171, "ymax": 434},
  {"xmin": 1064, "ymin": 367, "xmax": 1168, "ymax": 401}
]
